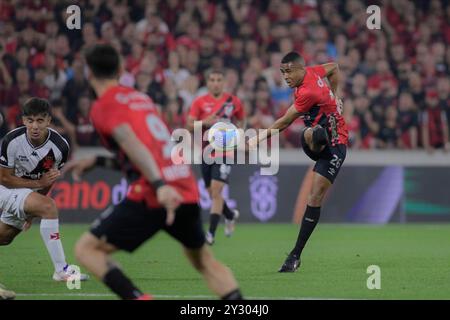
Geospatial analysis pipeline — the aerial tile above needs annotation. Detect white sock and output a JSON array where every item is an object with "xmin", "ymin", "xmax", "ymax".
[{"xmin": 40, "ymin": 219, "xmax": 67, "ymax": 273}]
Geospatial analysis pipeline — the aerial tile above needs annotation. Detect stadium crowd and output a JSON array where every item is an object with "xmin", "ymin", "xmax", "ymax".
[{"xmin": 0, "ymin": 0, "xmax": 449, "ymax": 152}]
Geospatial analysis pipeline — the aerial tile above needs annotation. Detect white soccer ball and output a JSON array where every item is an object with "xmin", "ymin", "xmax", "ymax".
[{"xmin": 208, "ymin": 121, "xmax": 240, "ymax": 151}]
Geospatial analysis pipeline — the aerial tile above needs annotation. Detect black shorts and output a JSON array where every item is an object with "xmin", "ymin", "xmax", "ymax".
[
  {"xmin": 201, "ymin": 162, "xmax": 232, "ymax": 188},
  {"xmin": 90, "ymin": 200, "xmax": 205, "ymax": 252},
  {"xmin": 301, "ymin": 131, "xmax": 347, "ymax": 184}
]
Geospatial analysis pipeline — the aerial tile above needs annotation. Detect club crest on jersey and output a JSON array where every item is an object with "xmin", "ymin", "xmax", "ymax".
[
  {"xmin": 43, "ymin": 155, "xmax": 55, "ymax": 170},
  {"xmin": 27, "ymin": 149, "xmax": 56, "ymax": 176},
  {"xmin": 224, "ymin": 104, "xmax": 235, "ymax": 117},
  {"xmin": 217, "ymin": 104, "xmax": 235, "ymax": 118}
]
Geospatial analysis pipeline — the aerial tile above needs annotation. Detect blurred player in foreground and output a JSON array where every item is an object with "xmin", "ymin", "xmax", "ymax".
[{"xmin": 66, "ymin": 44, "xmax": 243, "ymax": 300}]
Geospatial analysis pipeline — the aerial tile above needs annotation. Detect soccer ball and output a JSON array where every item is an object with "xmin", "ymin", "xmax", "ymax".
[{"xmin": 208, "ymin": 121, "xmax": 240, "ymax": 151}]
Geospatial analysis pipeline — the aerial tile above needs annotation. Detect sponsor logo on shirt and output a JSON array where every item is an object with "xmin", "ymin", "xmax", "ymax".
[{"xmin": 17, "ymin": 155, "xmax": 30, "ymax": 162}]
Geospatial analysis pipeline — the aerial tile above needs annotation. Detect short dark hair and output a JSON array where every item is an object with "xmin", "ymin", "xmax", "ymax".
[
  {"xmin": 22, "ymin": 97, "xmax": 51, "ymax": 117},
  {"xmin": 281, "ymin": 51, "xmax": 305, "ymax": 65},
  {"xmin": 205, "ymin": 68, "xmax": 225, "ymax": 80},
  {"xmin": 84, "ymin": 44, "xmax": 120, "ymax": 79}
]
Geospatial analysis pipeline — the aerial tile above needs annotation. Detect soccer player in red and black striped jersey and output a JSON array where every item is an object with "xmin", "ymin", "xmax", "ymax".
[
  {"xmin": 68, "ymin": 44, "xmax": 242, "ymax": 300},
  {"xmin": 250, "ymin": 52, "xmax": 348, "ymax": 272},
  {"xmin": 187, "ymin": 70, "xmax": 246, "ymax": 245}
]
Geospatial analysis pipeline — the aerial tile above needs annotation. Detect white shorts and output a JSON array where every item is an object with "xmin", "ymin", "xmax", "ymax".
[{"xmin": 0, "ymin": 185, "xmax": 33, "ymax": 230}]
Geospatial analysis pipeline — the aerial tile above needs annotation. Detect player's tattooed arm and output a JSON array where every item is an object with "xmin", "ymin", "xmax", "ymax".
[
  {"xmin": 321, "ymin": 62, "xmax": 344, "ymax": 113},
  {"xmin": 0, "ymin": 167, "xmax": 59, "ymax": 190},
  {"xmin": 321, "ymin": 62, "xmax": 341, "ymax": 96}
]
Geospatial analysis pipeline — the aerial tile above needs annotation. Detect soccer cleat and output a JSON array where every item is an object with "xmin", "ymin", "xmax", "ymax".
[
  {"xmin": 205, "ymin": 231, "xmax": 215, "ymax": 245},
  {"xmin": 53, "ymin": 265, "xmax": 90, "ymax": 282},
  {"xmin": 278, "ymin": 254, "xmax": 301, "ymax": 273},
  {"xmin": 135, "ymin": 294, "xmax": 153, "ymax": 300},
  {"xmin": 0, "ymin": 283, "xmax": 15, "ymax": 300},
  {"xmin": 312, "ymin": 125, "xmax": 329, "ymax": 147},
  {"xmin": 224, "ymin": 209, "xmax": 240, "ymax": 237}
]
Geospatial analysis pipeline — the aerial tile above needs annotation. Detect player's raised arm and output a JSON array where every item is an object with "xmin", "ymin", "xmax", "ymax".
[
  {"xmin": 321, "ymin": 62, "xmax": 341, "ymax": 96},
  {"xmin": 320, "ymin": 62, "xmax": 343, "ymax": 113}
]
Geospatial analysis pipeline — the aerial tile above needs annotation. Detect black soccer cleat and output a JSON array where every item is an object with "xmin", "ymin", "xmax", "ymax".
[
  {"xmin": 312, "ymin": 125, "xmax": 329, "ymax": 146},
  {"xmin": 278, "ymin": 254, "xmax": 301, "ymax": 273}
]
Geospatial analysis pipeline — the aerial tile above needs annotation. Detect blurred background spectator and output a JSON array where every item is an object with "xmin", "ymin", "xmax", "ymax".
[{"xmin": 0, "ymin": 0, "xmax": 449, "ymax": 152}]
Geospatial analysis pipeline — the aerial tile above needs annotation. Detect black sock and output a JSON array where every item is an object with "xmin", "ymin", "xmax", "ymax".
[
  {"xmin": 221, "ymin": 288, "xmax": 243, "ymax": 300},
  {"xmin": 290, "ymin": 206, "xmax": 321, "ymax": 258},
  {"xmin": 222, "ymin": 202, "xmax": 234, "ymax": 220},
  {"xmin": 103, "ymin": 267, "xmax": 143, "ymax": 300},
  {"xmin": 209, "ymin": 213, "xmax": 221, "ymax": 236}
]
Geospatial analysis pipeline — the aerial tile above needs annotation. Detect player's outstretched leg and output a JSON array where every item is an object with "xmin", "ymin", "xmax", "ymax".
[
  {"xmin": 279, "ymin": 173, "xmax": 330, "ymax": 273},
  {"xmin": 23, "ymin": 192, "xmax": 89, "ymax": 281},
  {"xmin": 0, "ymin": 283, "xmax": 15, "ymax": 300},
  {"xmin": 184, "ymin": 245, "xmax": 243, "ymax": 300},
  {"xmin": 75, "ymin": 232, "xmax": 150, "ymax": 300}
]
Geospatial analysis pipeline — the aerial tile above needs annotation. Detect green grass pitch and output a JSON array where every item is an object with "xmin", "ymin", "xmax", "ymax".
[{"xmin": 1, "ymin": 223, "xmax": 449, "ymax": 300}]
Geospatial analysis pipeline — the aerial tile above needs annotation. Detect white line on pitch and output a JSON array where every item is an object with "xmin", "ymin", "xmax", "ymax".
[
  {"xmin": 15, "ymin": 293, "xmax": 350, "ymax": 300},
  {"xmin": 16, "ymin": 293, "xmax": 114, "ymax": 297}
]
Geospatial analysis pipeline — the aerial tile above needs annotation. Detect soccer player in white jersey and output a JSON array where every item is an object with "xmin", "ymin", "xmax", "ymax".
[
  {"xmin": 0, "ymin": 97, "xmax": 88, "ymax": 282},
  {"xmin": 0, "ymin": 114, "xmax": 14, "ymax": 300}
]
